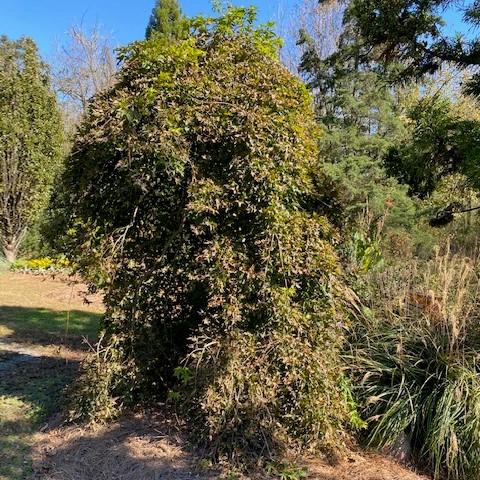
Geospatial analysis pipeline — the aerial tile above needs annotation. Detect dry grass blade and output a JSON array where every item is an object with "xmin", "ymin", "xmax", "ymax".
[{"xmin": 349, "ymin": 242, "xmax": 480, "ymax": 479}]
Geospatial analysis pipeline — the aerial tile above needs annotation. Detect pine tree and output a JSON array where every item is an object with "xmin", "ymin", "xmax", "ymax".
[
  {"xmin": 345, "ymin": 0, "xmax": 480, "ymax": 97},
  {"xmin": 145, "ymin": 0, "xmax": 188, "ymax": 40},
  {"xmin": 0, "ymin": 36, "xmax": 63, "ymax": 261},
  {"xmin": 298, "ymin": 22, "xmax": 405, "ymax": 163},
  {"xmin": 298, "ymin": 22, "xmax": 413, "ymax": 233}
]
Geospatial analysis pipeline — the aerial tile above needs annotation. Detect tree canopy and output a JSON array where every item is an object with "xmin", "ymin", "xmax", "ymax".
[
  {"xmin": 0, "ymin": 36, "xmax": 63, "ymax": 262},
  {"xmin": 345, "ymin": 0, "xmax": 480, "ymax": 96},
  {"xmin": 145, "ymin": 0, "xmax": 188, "ymax": 40},
  {"xmin": 297, "ymin": 5, "xmax": 420, "ymax": 253},
  {"xmin": 386, "ymin": 95, "xmax": 480, "ymax": 198}
]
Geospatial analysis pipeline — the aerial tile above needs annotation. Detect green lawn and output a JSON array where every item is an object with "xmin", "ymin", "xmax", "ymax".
[
  {"xmin": 0, "ymin": 306, "xmax": 100, "ymax": 346},
  {"xmin": 0, "ymin": 360, "xmax": 78, "ymax": 480},
  {"xmin": 0, "ymin": 271, "xmax": 102, "ymax": 480}
]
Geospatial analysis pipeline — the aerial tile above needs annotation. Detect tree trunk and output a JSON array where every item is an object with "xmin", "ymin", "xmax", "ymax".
[{"xmin": 2, "ymin": 242, "xmax": 17, "ymax": 263}]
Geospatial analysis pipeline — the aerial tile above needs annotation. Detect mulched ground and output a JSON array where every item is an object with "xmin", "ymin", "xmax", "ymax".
[{"xmin": 33, "ymin": 414, "xmax": 429, "ymax": 480}]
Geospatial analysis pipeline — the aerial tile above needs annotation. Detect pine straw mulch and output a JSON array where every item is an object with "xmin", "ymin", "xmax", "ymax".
[
  {"xmin": 32, "ymin": 414, "xmax": 430, "ymax": 480},
  {"xmin": 303, "ymin": 452, "xmax": 429, "ymax": 480},
  {"xmin": 32, "ymin": 414, "xmax": 219, "ymax": 480}
]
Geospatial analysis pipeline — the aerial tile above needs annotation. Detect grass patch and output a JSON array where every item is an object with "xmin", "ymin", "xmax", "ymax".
[
  {"xmin": 0, "ymin": 306, "xmax": 101, "ymax": 344},
  {"xmin": 0, "ymin": 396, "xmax": 33, "ymax": 480},
  {"xmin": 0, "ymin": 271, "xmax": 103, "ymax": 347},
  {"xmin": 0, "ymin": 359, "xmax": 79, "ymax": 480},
  {"xmin": 0, "ymin": 271, "xmax": 103, "ymax": 479}
]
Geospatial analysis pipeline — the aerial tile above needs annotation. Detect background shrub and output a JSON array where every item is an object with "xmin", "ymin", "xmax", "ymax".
[
  {"xmin": 9, "ymin": 256, "xmax": 70, "ymax": 274},
  {"xmin": 349, "ymin": 244, "xmax": 480, "ymax": 479}
]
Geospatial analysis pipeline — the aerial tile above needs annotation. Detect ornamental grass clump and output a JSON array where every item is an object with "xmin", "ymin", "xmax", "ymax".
[
  {"xmin": 55, "ymin": 8, "xmax": 352, "ymax": 460},
  {"xmin": 350, "ymin": 245, "xmax": 480, "ymax": 479}
]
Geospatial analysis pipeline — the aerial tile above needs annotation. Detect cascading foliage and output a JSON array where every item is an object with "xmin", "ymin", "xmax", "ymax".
[{"xmin": 53, "ymin": 7, "xmax": 352, "ymax": 459}]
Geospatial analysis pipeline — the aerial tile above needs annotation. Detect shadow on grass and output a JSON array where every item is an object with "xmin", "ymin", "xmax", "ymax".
[
  {"xmin": 0, "ymin": 302, "xmax": 100, "ymax": 478},
  {"xmin": 0, "ymin": 354, "xmax": 80, "ymax": 480},
  {"xmin": 0, "ymin": 306, "xmax": 102, "ymax": 348}
]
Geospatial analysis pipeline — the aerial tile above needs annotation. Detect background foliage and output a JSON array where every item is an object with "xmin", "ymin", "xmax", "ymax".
[{"xmin": 0, "ymin": 36, "xmax": 63, "ymax": 262}]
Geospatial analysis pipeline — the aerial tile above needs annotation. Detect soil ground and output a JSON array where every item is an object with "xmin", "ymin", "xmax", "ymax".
[{"xmin": 0, "ymin": 271, "xmax": 430, "ymax": 480}]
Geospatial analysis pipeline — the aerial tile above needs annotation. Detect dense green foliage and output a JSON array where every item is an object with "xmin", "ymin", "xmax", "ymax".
[
  {"xmin": 56, "ymin": 8, "xmax": 353, "ymax": 459},
  {"xmin": 0, "ymin": 36, "xmax": 63, "ymax": 262},
  {"xmin": 386, "ymin": 95, "xmax": 480, "ymax": 198},
  {"xmin": 298, "ymin": 16, "xmax": 425, "ymax": 255},
  {"xmin": 145, "ymin": 0, "xmax": 188, "ymax": 40}
]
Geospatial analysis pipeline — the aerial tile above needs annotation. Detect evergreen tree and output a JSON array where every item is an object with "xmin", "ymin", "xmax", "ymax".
[
  {"xmin": 0, "ymin": 36, "xmax": 63, "ymax": 262},
  {"xmin": 299, "ymin": 20, "xmax": 405, "ymax": 164},
  {"xmin": 386, "ymin": 95, "xmax": 480, "ymax": 198},
  {"xmin": 145, "ymin": 0, "xmax": 188, "ymax": 40},
  {"xmin": 344, "ymin": 0, "xmax": 480, "ymax": 96},
  {"xmin": 305, "ymin": 0, "xmax": 480, "ymax": 220},
  {"xmin": 298, "ymin": 22, "xmax": 414, "ymax": 235}
]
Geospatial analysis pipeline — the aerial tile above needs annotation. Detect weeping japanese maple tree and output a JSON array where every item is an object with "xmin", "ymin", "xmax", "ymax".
[{"xmin": 55, "ymin": 8, "xmax": 353, "ymax": 459}]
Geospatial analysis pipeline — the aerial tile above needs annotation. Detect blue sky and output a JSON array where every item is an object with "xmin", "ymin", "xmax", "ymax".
[
  {"xmin": 2, "ymin": 0, "xmax": 474, "ymax": 58},
  {"xmin": 2, "ymin": 0, "xmax": 284, "ymax": 57}
]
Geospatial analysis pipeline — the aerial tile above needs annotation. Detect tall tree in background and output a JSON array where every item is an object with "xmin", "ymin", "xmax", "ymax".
[
  {"xmin": 345, "ymin": 0, "xmax": 480, "ymax": 96},
  {"xmin": 298, "ymin": 0, "xmax": 405, "ymax": 158},
  {"xmin": 145, "ymin": 0, "xmax": 188, "ymax": 40},
  {"xmin": 0, "ymin": 37, "xmax": 63, "ymax": 262},
  {"xmin": 297, "ymin": 1, "xmax": 414, "ymax": 236},
  {"xmin": 276, "ymin": 0, "xmax": 344, "ymax": 72},
  {"xmin": 54, "ymin": 24, "xmax": 117, "ymax": 122},
  {"xmin": 333, "ymin": 0, "xmax": 480, "ymax": 199}
]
